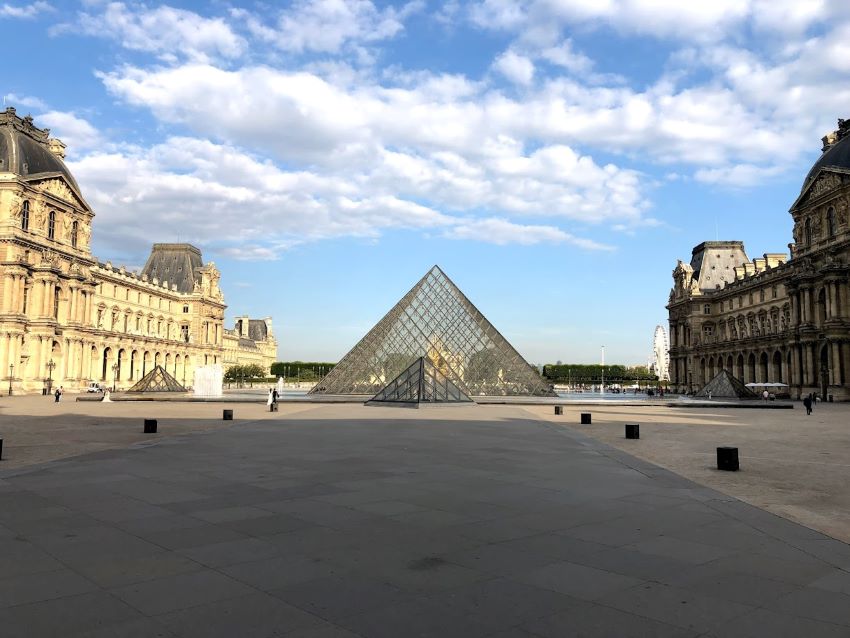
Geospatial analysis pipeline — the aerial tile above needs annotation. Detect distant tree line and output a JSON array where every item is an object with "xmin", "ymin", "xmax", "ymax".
[
  {"xmin": 270, "ymin": 361, "xmax": 336, "ymax": 381},
  {"xmin": 543, "ymin": 364, "xmax": 657, "ymax": 383},
  {"xmin": 224, "ymin": 364, "xmax": 267, "ymax": 386}
]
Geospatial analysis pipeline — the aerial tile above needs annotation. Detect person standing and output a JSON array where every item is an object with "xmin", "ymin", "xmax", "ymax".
[
  {"xmin": 272, "ymin": 388, "xmax": 279, "ymax": 404},
  {"xmin": 267, "ymin": 388, "xmax": 274, "ymax": 409},
  {"xmin": 803, "ymin": 394, "xmax": 812, "ymax": 415},
  {"xmin": 54, "ymin": 387, "xmax": 60, "ymax": 403}
]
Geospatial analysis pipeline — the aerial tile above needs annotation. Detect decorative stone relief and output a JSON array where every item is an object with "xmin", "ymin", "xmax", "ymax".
[
  {"xmin": 40, "ymin": 179, "xmax": 80, "ymax": 208},
  {"xmin": 810, "ymin": 173, "xmax": 842, "ymax": 199}
]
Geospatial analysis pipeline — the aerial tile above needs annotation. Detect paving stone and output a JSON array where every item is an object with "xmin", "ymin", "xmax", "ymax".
[
  {"xmin": 709, "ymin": 607, "xmax": 850, "ymax": 638},
  {"xmin": 516, "ymin": 561, "xmax": 645, "ymax": 601},
  {"xmin": 1, "ymin": 407, "xmax": 846, "ymax": 637},
  {"xmin": 109, "ymin": 569, "xmax": 255, "ymax": 616},
  {"xmin": 155, "ymin": 592, "xmax": 321, "ymax": 638},
  {"xmin": 522, "ymin": 604, "xmax": 700, "ymax": 638},
  {"xmin": 177, "ymin": 536, "xmax": 280, "ymax": 568},
  {"xmin": 0, "ymin": 568, "xmax": 98, "ymax": 608},
  {"xmin": 0, "ymin": 591, "xmax": 142, "ymax": 638},
  {"xmin": 596, "ymin": 582, "xmax": 757, "ymax": 634},
  {"xmin": 764, "ymin": 587, "xmax": 850, "ymax": 627},
  {"xmin": 271, "ymin": 574, "xmax": 409, "ymax": 620}
]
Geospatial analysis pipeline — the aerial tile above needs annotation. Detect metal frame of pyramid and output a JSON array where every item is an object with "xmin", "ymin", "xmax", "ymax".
[
  {"xmin": 366, "ymin": 357, "xmax": 473, "ymax": 407},
  {"xmin": 311, "ymin": 266, "xmax": 555, "ymax": 397},
  {"xmin": 695, "ymin": 369, "xmax": 756, "ymax": 399},
  {"xmin": 126, "ymin": 365, "xmax": 187, "ymax": 393}
]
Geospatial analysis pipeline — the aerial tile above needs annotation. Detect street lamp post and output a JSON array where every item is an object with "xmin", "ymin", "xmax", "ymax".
[
  {"xmin": 111, "ymin": 362, "xmax": 119, "ymax": 392},
  {"xmin": 601, "ymin": 345, "xmax": 605, "ymax": 394},
  {"xmin": 8, "ymin": 363, "xmax": 13, "ymax": 396},
  {"xmin": 46, "ymin": 359, "xmax": 56, "ymax": 394}
]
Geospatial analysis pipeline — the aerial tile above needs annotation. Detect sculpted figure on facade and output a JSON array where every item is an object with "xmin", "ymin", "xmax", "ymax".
[
  {"xmin": 40, "ymin": 178, "xmax": 78, "ymax": 206},
  {"xmin": 8, "ymin": 192, "xmax": 22, "ymax": 221}
]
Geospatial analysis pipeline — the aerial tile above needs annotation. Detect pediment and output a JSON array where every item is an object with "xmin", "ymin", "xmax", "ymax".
[
  {"xmin": 792, "ymin": 169, "xmax": 848, "ymax": 210},
  {"xmin": 27, "ymin": 174, "xmax": 90, "ymax": 212}
]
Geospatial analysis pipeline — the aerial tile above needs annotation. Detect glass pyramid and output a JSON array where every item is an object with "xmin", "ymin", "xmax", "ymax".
[
  {"xmin": 366, "ymin": 357, "xmax": 473, "ymax": 406},
  {"xmin": 311, "ymin": 266, "xmax": 555, "ymax": 397},
  {"xmin": 126, "ymin": 365, "xmax": 186, "ymax": 393}
]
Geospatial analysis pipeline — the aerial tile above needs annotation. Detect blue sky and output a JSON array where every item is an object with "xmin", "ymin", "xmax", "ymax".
[{"xmin": 4, "ymin": 0, "xmax": 849, "ymax": 365}]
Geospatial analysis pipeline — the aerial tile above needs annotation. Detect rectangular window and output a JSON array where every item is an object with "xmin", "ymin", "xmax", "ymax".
[
  {"xmin": 772, "ymin": 286, "xmax": 778, "ymax": 299},
  {"xmin": 719, "ymin": 301, "xmax": 724, "ymax": 311},
  {"xmin": 759, "ymin": 289, "xmax": 765, "ymax": 302},
  {"xmin": 183, "ymin": 305, "xmax": 189, "ymax": 313},
  {"xmin": 703, "ymin": 304, "xmax": 711, "ymax": 315}
]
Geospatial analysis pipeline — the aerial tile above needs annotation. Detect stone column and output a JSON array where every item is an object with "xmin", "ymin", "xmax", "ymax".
[{"xmin": 832, "ymin": 342, "xmax": 842, "ymax": 386}]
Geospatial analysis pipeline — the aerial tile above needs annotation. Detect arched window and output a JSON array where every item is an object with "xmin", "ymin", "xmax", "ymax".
[
  {"xmin": 21, "ymin": 201, "xmax": 29, "ymax": 231},
  {"xmin": 827, "ymin": 207, "xmax": 836, "ymax": 237},
  {"xmin": 805, "ymin": 217, "xmax": 812, "ymax": 245},
  {"xmin": 71, "ymin": 220, "xmax": 78, "ymax": 248},
  {"xmin": 48, "ymin": 211, "xmax": 56, "ymax": 240}
]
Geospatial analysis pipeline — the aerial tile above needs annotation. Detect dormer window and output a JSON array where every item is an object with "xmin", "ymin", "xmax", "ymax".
[
  {"xmin": 48, "ymin": 211, "xmax": 56, "ymax": 240},
  {"xmin": 21, "ymin": 201, "xmax": 29, "ymax": 230}
]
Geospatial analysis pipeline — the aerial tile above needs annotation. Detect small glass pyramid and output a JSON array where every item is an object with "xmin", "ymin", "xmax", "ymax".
[
  {"xmin": 366, "ymin": 357, "xmax": 472, "ymax": 406},
  {"xmin": 126, "ymin": 365, "xmax": 186, "ymax": 393},
  {"xmin": 311, "ymin": 266, "xmax": 555, "ymax": 397}
]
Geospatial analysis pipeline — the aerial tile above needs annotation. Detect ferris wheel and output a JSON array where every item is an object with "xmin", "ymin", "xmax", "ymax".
[{"xmin": 651, "ymin": 325, "xmax": 670, "ymax": 381}]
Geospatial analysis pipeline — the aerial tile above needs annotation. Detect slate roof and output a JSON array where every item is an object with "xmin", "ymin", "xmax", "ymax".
[
  {"xmin": 802, "ymin": 123, "xmax": 850, "ymax": 191},
  {"xmin": 141, "ymin": 244, "xmax": 204, "ymax": 293},
  {"xmin": 0, "ymin": 108, "xmax": 80, "ymax": 191}
]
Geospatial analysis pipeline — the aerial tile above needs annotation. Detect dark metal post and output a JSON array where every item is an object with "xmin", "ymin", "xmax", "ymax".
[
  {"xmin": 46, "ymin": 358, "xmax": 55, "ymax": 394},
  {"xmin": 8, "ymin": 363, "xmax": 13, "ymax": 396}
]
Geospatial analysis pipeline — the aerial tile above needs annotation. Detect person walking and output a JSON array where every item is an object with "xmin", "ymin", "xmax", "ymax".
[
  {"xmin": 267, "ymin": 388, "xmax": 274, "ymax": 409},
  {"xmin": 272, "ymin": 387, "xmax": 279, "ymax": 404},
  {"xmin": 54, "ymin": 387, "xmax": 60, "ymax": 403},
  {"xmin": 803, "ymin": 394, "xmax": 812, "ymax": 415}
]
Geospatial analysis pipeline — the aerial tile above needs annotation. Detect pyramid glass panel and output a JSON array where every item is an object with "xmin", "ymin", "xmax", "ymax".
[
  {"xmin": 366, "ymin": 357, "xmax": 473, "ymax": 405},
  {"xmin": 311, "ymin": 266, "xmax": 555, "ymax": 397},
  {"xmin": 126, "ymin": 365, "xmax": 186, "ymax": 393}
]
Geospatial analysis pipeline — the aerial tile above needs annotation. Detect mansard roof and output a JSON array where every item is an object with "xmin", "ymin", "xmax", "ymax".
[
  {"xmin": 141, "ymin": 243, "xmax": 204, "ymax": 294},
  {"xmin": 801, "ymin": 118, "xmax": 850, "ymax": 193},
  {"xmin": 0, "ymin": 107, "xmax": 80, "ymax": 191}
]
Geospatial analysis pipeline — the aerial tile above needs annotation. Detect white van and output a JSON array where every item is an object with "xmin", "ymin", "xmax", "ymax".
[{"xmin": 86, "ymin": 382, "xmax": 104, "ymax": 393}]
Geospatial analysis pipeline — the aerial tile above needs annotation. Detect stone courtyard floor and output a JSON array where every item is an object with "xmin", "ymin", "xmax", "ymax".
[{"xmin": 0, "ymin": 398, "xmax": 849, "ymax": 636}]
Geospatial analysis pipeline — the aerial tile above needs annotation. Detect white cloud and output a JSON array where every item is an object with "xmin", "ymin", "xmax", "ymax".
[
  {"xmin": 238, "ymin": 0, "xmax": 422, "ymax": 55},
  {"xmin": 445, "ymin": 218, "xmax": 613, "ymax": 249},
  {"xmin": 37, "ymin": 110, "xmax": 103, "ymax": 154},
  {"xmin": 0, "ymin": 1, "xmax": 50, "ymax": 19},
  {"xmin": 56, "ymin": 3, "xmax": 245, "ymax": 62},
  {"xmin": 493, "ymin": 50, "xmax": 535, "ymax": 85},
  {"xmin": 3, "ymin": 93, "xmax": 48, "ymax": 110},
  {"xmin": 694, "ymin": 163, "xmax": 786, "ymax": 187},
  {"xmin": 66, "ymin": 134, "xmax": 616, "ymax": 260}
]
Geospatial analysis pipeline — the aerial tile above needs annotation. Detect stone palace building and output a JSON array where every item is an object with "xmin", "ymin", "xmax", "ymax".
[
  {"xmin": 0, "ymin": 107, "xmax": 276, "ymax": 394},
  {"xmin": 668, "ymin": 118, "xmax": 850, "ymax": 401}
]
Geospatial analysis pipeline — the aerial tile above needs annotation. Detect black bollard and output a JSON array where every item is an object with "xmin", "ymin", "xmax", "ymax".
[
  {"xmin": 625, "ymin": 423, "xmax": 639, "ymax": 439},
  {"xmin": 554, "ymin": 406, "xmax": 563, "ymax": 415},
  {"xmin": 717, "ymin": 447, "xmax": 739, "ymax": 471},
  {"xmin": 223, "ymin": 409, "xmax": 233, "ymax": 421},
  {"xmin": 143, "ymin": 419, "xmax": 157, "ymax": 434},
  {"xmin": 0, "ymin": 437, "xmax": 3, "ymax": 460},
  {"xmin": 269, "ymin": 403, "xmax": 279, "ymax": 412},
  {"xmin": 580, "ymin": 413, "xmax": 591, "ymax": 425}
]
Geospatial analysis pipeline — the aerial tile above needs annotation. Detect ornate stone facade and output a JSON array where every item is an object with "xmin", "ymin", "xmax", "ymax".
[
  {"xmin": 0, "ymin": 108, "xmax": 277, "ymax": 394},
  {"xmin": 668, "ymin": 119, "xmax": 850, "ymax": 400}
]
